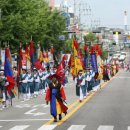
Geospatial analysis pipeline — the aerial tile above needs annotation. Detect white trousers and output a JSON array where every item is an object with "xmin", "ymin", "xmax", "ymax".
[{"xmin": 79, "ymin": 87, "xmax": 84, "ymax": 100}]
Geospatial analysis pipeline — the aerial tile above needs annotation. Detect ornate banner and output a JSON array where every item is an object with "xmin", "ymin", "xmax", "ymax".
[{"xmin": 90, "ymin": 53, "xmax": 98, "ymax": 72}]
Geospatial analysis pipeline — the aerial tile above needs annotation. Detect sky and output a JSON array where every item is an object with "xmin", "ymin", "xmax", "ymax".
[{"xmin": 55, "ymin": 0, "xmax": 130, "ymax": 29}]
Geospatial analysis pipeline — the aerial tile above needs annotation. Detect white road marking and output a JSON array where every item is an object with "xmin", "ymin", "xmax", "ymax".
[
  {"xmin": 67, "ymin": 125, "xmax": 86, "ymax": 130},
  {"xmin": 98, "ymin": 125, "xmax": 114, "ymax": 130},
  {"xmin": 0, "ymin": 126, "xmax": 2, "ymax": 128},
  {"xmin": 0, "ymin": 119, "xmax": 51, "ymax": 122},
  {"xmin": 33, "ymin": 104, "xmax": 49, "ymax": 108},
  {"xmin": 15, "ymin": 104, "xmax": 49, "ymax": 109},
  {"xmin": 24, "ymin": 109, "xmax": 46, "ymax": 116},
  {"xmin": 114, "ymin": 76, "xmax": 130, "ymax": 79},
  {"xmin": 37, "ymin": 125, "xmax": 57, "ymax": 130},
  {"xmin": 9, "ymin": 125, "xmax": 30, "ymax": 130},
  {"xmin": 128, "ymin": 126, "xmax": 130, "ymax": 130},
  {"xmin": 15, "ymin": 104, "xmax": 31, "ymax": 108}
]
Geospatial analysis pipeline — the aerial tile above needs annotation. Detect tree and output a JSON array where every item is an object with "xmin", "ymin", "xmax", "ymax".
[
  {"xmin": 0, "ymin": 0, "xmax": 67, "ymax": 53},
  {"xmin": 84, "ymin": 32, "xmax": 97, "ymax": 46},
  {"xmin": 101, "ymin": 50, "xmax": 108, "ymax": 61}
]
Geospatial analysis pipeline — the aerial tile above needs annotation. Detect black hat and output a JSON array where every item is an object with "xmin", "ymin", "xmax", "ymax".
[
  {"xmin": 48, "ymin": 74, "xmax": 60, "ymax": 80},
  {"xmin": 78, "ymin": 70, "xmax": 83, "ymax": 74}
]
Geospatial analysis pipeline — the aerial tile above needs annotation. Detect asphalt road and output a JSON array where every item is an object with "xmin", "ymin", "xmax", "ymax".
[
  {"xmin": 0, "ymin": 75, "xmax": 78, "ymax": 130},
  {"xmin": 1, "ymin": 69, "xmax": 130, "ymax": 130},
  {"xmin": 53, "ymin": 70, "xmax": 130, "ymax": 130}
]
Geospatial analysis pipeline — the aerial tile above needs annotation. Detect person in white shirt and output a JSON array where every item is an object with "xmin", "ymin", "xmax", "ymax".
[
  {"xmin": 20, "ymin": 67, "xmax": 28, "ymax": 101},
  {"xmin": 27, "ymin": 70, "xmax": 34, "ymax": 99},
  {"xmin": 33, "ymin": 68, "xmax": 40, "ymax": 97},
  {"xmin": 75, "ymin": 70, "xmax": 85, "ymax": 102}
]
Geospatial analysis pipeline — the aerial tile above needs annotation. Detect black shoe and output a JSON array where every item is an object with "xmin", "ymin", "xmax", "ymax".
[
  {"xmin": 53, "ymin": 118, "xmax": 57, "ymax": 122},
  {"xmin": 64, "ymin": 111, "xmax": 67, "ymax": 115},
  {"xmin": 59, "ymin": 114, "xmax": 62, "ymax": 120},
  {"xmin": 53, "ymin": 116, "xmax": 57, "ymax": 122}
]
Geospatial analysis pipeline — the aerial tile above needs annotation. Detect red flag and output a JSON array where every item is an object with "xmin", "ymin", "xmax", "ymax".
[
  {"xmin": 90, "ymin": 46, "xmax": 95, "ymax": 54},
  {"xmin": 50, "ymin": 47, "xmax": 54, "ymax": 54},
  {"xmin": 83, "ymin": 43, "xmax": 87, "ymax": 51},
  {"xmin": 62, "ymin": 54, "xmax": 68, "ymax": 69},
  {"xmin": 73, "ymin": 39, "xmax": 79, "ymax": 50},
  {"xmin": 4, "ymin": 48, "xmax": 15, "ymax": 96},
  {"xmin": 78, "ymin": 50, "xmax": 84, "ymax": 68},
  {"xmin": 68, "ymin": 55, "xmax": 72, "ymax": 67},
  {"xmin": 98, "ymin": 48, "xmax": 102, "ymax": 56},
  {"xmin": 56, "ymin": 62, "xmax": 65, "ymax": 84},
  {"xmin": 34, "ymin": 60, "xmax": 45, "ymax": 71},
  {"xmin": 29, "ymin": 40, "xmax": 35, "ymax": 56},
  {"xmin": 25, "ymin": 44, "xmax": 30, "ymax": 59},
  {"xmin": 95, "ymin": 44, "xmax": 99, "ymax": 52},
  {"xmin": 17, "ymin": 43, "xmax": 23, "ymax": 76}
]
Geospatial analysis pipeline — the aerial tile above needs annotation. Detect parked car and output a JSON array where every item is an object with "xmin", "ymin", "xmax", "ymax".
[
  {"xmin": 112, "ymin": 54, "xmax": 120, "ymax": 60},
  {"xmin": 118, "ymin": 55, "xmax": 126, "ymax": 61},
  {"xmin": 121, "ymin": 52, "xmax": 126, "ymax": 56}
]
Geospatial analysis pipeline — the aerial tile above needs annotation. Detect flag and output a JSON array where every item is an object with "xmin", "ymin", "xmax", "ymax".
[
  {"xmin": 90, "ymin": 45, "xmax": 95, "ymax": 54},
  {"xmin": 34, "ymin": 60, "xmax": 45, "ymax": 71},
  {"xmin": 4, "ymin": 48, "xmax": 15, "ymax": 96},
  {"xmin": 83, "ymin": 43, "xmax": 87, "ymax": 52},
  {"xmin": 70, "ymin": 38, "xmax": 83, "ymax": 76},
  {"xmin": 29, "ymin": 40, "xmax": 36, "ymax": 67},
  {"xmin": 50, "ymin": 47, "xmax": 54, "ymax": 54},
  {"xmin": 78, "ymin": 49, "xmax": 84, "ymax": 68},
  {"xmin": 90, "ymin": 53, "xmax": 98, "ymax": 73},
  {"xmin": 25, "ymin": 44, "xmax": 30, "ymax": 60},
  {"xmin": 43, "ymin": 51, "xmax": 49, "ymax": 63},
  {"xmin": 62, "ymin": 54, "xmax": 68, "ymax": 69},
  {"xmin": 83, "ymin": 43, "xmax": 88, "ymax": 69},
  {"xmin": 29, "ymin": 40, "xmax": 44, "ymax": 70},
  {"xmin": 68, "ymin": 55, "xmax": 72, "ymax": 67},
  {"xmin": 56, "ymin": 59, "xmax": 65, "ymax": 84},
  {"xmin": 17, "ymin": 43, "xmax": 23, "ymax": 76},
  {"xmin": 72, "ymin": 38, "xmax": 79, "ymax": 50}
]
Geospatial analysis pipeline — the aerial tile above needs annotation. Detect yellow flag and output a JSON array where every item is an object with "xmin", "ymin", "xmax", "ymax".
[
  {"xmin": 39, "ymin": 51, "xmax": 43, "ymax": 62},
  {"xmin": 70, "ymin": 43, "xmax": 83, "ymax": 76}
]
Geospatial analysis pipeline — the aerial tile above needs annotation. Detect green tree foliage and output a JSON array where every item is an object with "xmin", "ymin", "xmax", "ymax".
[
  {"xmin": 101, "ymin": 50, "xmax": 108, "ymax": 61},
  {"xmin": 0, "ymin": 0, "xmax": 67, "ymax": 53},
  {"xmin": 84, "ymin": 32, "xmax": 97, "ymax": 46},
  {"xmin": 63, "ymin": 39, "xmax": 72, "ymax": 53}
]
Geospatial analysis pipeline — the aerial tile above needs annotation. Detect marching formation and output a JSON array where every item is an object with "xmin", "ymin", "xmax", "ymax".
[{"xmin": 0, "ymin": 38, "xmax": 120, "ymax": 123}]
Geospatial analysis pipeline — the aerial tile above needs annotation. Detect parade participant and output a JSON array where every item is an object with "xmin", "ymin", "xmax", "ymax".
[
  {"xmin": 0, "ymin": 71, "xmax": 9, "ymax": 109},
  {"xmin": 84, "ymin": 68, "xmax": 91, "ymax": 98},
  {"xmin": 126, "ymin": 63, "xmax": 130, "ymax": 72},
  {"xmin": 44, "ymin": 68, "xmax": 52, "ymax": 91},
  {"xmin": 97, "ymin": 69, "xmax": 103, "ymax": 88},
  {"xmin": 75, "ymin": 70, "xmax": 85, "ymax": 102},
  {"xmin": 45, "ymin": 74, "xmax": 68, "ymax": 122},
  {"xmin": 113, "ymin": 64, "xmax": 116, "ymax": 75},
  {"xmin": 42, "ymin": 70, "xmax": 48, "ymax": 92},
  {"xmin": 27, "ymin": 69, "xmax": 34, "ymax": 99},
  {"xmin": 93, "ymin": 72, "xmax": 99, "ymax": 92},
  {"xmin": 103, "ymin": 65, "xmax": 110, "ymax": 82},
  {"xmin": 38, "ymin": 69, "xmax": 44, "ymax": 95},
  {"xmin": 13, "ymin": 66, "xmax": 18, "ymax": 80},
  {"xmin": 33, "ymin": 68, "xmax": 40, "ymax": 97},
  {"xmin": 87, "ymin": 67, "xmax": 95, "ymax": 93},
  {"xmin": 20, "ymin": 67, "xmax": 28, "ymax": 101}
]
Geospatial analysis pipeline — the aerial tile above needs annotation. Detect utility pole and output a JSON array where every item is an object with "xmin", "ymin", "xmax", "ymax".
[{"xmin": 74, "ymin": 0, "xmax": 76, "ymax": 22}]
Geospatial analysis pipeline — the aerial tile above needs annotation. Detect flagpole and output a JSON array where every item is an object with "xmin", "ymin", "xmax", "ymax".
[
  {"xmin": 8, "ymin": 43, "xmax": 13, "ymax": 106},
  {"xmin": 17, "ymin": 42, "xmax": 22, "ymax": 99},
  {"xmin": 26, "ymin": 43, "xmax": 28, "ymax": 70}
]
